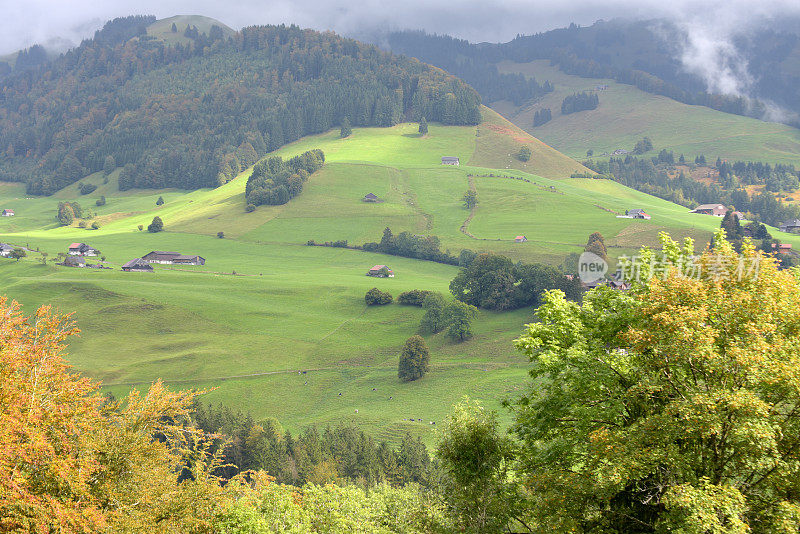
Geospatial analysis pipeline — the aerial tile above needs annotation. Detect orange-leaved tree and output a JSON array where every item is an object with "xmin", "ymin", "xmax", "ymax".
[{"xmin": 0, "ymin": 298, "xmax": 228, "ymax": 532}]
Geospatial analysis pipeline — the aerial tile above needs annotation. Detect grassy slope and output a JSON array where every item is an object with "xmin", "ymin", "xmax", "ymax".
[
  {"xmin": 3, "ymin": 117, "xmax": 797, "ymax": 443},
  {"xmin": 493, "ymin": 60, "xmax": 800, "ymax": 166},
  {"xmin": 144, "ymin": 15, "xmax": 235, "ymax": 46}
]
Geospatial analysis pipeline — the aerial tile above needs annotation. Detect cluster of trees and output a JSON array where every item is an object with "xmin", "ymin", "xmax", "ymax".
[
  {"xmin": 56, "ymin": 201, "xmax": 82, "ymax": 226},
  {"xmin": 449, "ymin": 253, "xmax": 582, "ymax": 311},
  {"xmin": 365, "ymin": 287, "xmax": 393, "ymax": 305},
  {"xmin": 532, "ymin": 107, "xmax": 552, "ymax": 126},
  {"xmin": 244, "ymin": 149, "xmax": 324, "ymax": 206},
  {"xmin": 717, "ymin": 159, "xmax": 800, "ymax": 192},
  {"xmin": 387, "ymin": 30, "xmax": 554, "ymax": 105},
  {"xmin": 419, "ymin": 292, "xmax": 478, "ymax": 341},
  {"xmin": 632, "ymin": 136, "xmax": 654, "ymax": 154},
  {"xmin": 363, "ymin": 227, "xmax": 464, "ymax": 265},
  {"xmin": 560, "ymin": 91, "xmax": 599, "ymax": 114},
  {"xmin": 193, "ymin": 402, "xmax": 432, "ymax": 487},
  {"xmin": 397, "ymin": 289, "xmax": 434, "ymax": 306},
  {"xmin": 0, "ymin": 19, "xmax": 481, "ymax": 195}
]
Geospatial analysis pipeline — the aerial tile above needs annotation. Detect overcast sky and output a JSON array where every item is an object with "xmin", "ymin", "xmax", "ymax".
[{"xmin": 3, "ymin": 0, "xmax": 798, "ymax": 56}]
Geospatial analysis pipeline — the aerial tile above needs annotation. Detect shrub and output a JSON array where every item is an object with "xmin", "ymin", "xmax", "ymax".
[
  {"xmin": 217, "ymin": 231, "xmax": 224, "ymax": 239},
  {"xmin": 91, "ymin": 222, "xmax": 100, "ymax": 230},
  {"xmin": 95, "ymin": 196, "xmax": 106, "ymax": 206},
  {"xmin": 306, "ymin": 240, "xmax": 316, "ymax": 246},
  {"xmin": 137, "ymin": 224, "xmax": 143, "ymax": 231},
  {"xmin": 398, "ymin": 335, "xmax": 430, "ymax": 382},
  {"xmin": 245, "ymin": 204, "xmax": 256, "ymax": 213},
  {"xmin": 398, "ymin": 290, "xmax": 434, "ymax": 306},
  {"xmin": 78, "ymin": 183, "xmax": 97, "ymax": 195},
  {"xmin": 78, "ymin": 221, "xmax": 87, "ymax": 228},
  {"xmin": 365, "ymin": 288, "xmax": 393, "ymax": 306}
]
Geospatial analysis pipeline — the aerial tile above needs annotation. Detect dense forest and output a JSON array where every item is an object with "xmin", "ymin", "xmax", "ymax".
[
  {"xmin": 386, "ymin": 20, "xmax": 800, "ymax": 123},
  {"xmin": 0, "ymin": 16, "xmax": 481, "ymax": 195},
  {"xmin": 386, "ymin": 31, "xmax": 553, "ymax": 105}
]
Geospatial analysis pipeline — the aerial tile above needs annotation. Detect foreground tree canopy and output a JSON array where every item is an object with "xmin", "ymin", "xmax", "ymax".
[
  {"xmin": 511, "ymin": 231, "xmax": 800, "ymax": 531},
  {"xmin": 0, "ymin": 17, "xmax": 482, "ymax": 195}
]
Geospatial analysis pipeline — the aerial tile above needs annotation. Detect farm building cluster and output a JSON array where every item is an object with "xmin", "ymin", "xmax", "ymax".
[
  {"xmin": 367, "ymin": 265, "xmax": 394, "ymax": 277},
  {"xmin": 56, "ymin": 245, "xmax": 206, "ymax": 272},
  {"xmin": 2, "ymin": 209, "xmax": 14, "ymax": 217}
]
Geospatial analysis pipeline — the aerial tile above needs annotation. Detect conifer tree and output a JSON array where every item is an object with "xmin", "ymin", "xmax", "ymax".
[{"xmin": 418, "ymin": 117, "xmax": 428, "ymax": 135}]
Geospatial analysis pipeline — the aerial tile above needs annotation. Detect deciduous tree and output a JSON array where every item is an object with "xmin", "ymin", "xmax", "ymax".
[{"xmin": 398, "ymin": 335, "xmax": 430, "ymax": 381}]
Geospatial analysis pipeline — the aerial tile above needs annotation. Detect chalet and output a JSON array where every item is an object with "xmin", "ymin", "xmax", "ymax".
[
  {"xmin": 2, "ymin": 209, "xmax": 14, "ymax": 217},
  {"xmin": 772, "ymin": 243, "xmax": 793, "ymax": 254},
  {"xmin": 172, "ymin": 255, "xmax": 206, "ymax": 266},
  {"xmin": 122, "ymin": 258, "xmax": 154, "ymax": 272},
  {"xmin": 690, "ymin": 204, "xmax": 728, "ymax": 217},
  {"xmin": 141, "ymin": 251, "xmax": 181, "ymax": 264},
  {"xmin": 367, "ymin": 264, "xmax": 394, "ymax": 278},
  {"xmin": 0, "ymin": 244, "xmax": 13, "ymax": 257},
  {"xmin": 779, "ymin": 219, "xmax": 800, "ymax": 233},
  {"xmin": 68, "ymin": 243, "xmax": 99, "ymax": 256},
  {"xmin": 62, "ymin": 256, "xmax": 86, "ymax": 268},
  {"xmin": 626, "ymin": 209, "xmax": 651, "ymax": 220},
  {"xmin": 441, "ymin": 156, "xmax": 460, "ymax": 166},
  {"xmin": 514, "ymin": 235, "xmax": 528, "ymax": 243},
  {"xmin": 362, "ymin": 193, "xmax": 380, "ymax": 203}
]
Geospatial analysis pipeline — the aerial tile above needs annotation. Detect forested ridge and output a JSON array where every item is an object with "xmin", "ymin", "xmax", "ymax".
[{"xmin": 0, "ymin": 16, "xmax": 481, "ymax": 195}]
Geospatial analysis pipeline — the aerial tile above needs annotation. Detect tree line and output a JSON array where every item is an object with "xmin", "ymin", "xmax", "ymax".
[
  {"xmin": 0, "ymin": 17, "xmax": 481, "ymax": 195},
  {"xmin": 583, "ymin": 154, "xmax": 800, "ymax": 227}
]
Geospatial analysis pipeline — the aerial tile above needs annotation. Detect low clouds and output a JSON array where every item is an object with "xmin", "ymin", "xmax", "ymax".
[{"xmin": 4, "ymin": 0, "xmax": 800, "ymax": 109}]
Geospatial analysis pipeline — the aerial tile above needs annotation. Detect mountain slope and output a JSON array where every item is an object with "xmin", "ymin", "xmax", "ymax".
[
  {"xmin": 0, "ymin": 16, "xmax": 481, "ymax": 195},
  {"xmin": 493, "ymin": 60, "xmax": 800, "ymax": 166}
]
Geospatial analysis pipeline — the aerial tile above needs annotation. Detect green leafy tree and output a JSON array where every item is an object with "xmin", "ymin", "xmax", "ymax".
[
  {"xmin": 147, "ymin": 216, "xmax": 163, "ymax": 233},
  {"xmin": 95, "ymin": 196, "xmax": 106, "ymax": 206},
  {"xmin": 633, "ymin": 136, "xmax": 654, "ymax": 154},
  {"xmin": 156, "ymin": 196, "xmax": 164, "ymax": 206},
  {"xmin": 437, "ymin": 399, "xmax": 519, "ymax": 533},
  {"xmin": 365, "ymin": 287, "xmax": 392, "ymax": 305},
  {"xmin": 584, "ymin": 231, "xmax": 607, "ymax": 261},
  {"xmin": 444, "ymin": 300, "xmax": 477, "ymax": 342},
  {"xmin": 517, "ymin": 146, "xmax": 532, "ymax": 162},
  {"xmin": 512, "ymin": 232, "xmax": 800, "ymax": 531},
  {"xmin": 419, "ymin": 292, "xmax": 446, "ymax": 333},
  {"xmin": 56, "ymin": 202, "xmax": 75, "ymax": 226},
  {"xmin": 10, "ymin": 248, "xmax": 26, "ymax": 261},
  {"xmin": 398, "ymin": 335, "xmax": 430, "ymax": 382},
  {"xmin": 340, "ymin": 117, "xmax": 352, "ymax": 138},
  {"xmin": 418, "ymin": 117, "xmax": 428, "ymax": 135},
  {"xmin": 462, "ymin": 190, "xmax": 477, "ymax": 209}
]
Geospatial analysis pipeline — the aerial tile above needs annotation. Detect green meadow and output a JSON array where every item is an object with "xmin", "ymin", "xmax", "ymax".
[
  {"xmin": 494, "ymin": 60, "xmax": 800, "ymax": 166},
  {"xmin": 2, "ymin": 111, "xmax": 797, "ymax": 443}
]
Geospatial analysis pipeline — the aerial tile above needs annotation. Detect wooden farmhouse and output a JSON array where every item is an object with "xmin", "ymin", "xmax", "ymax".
[
  {"xmin": 141, "ymin": 251, "xmax": 205, "ymax": 265},
  {"xmin": 780, "ymin": 219, "xmax": 800, "ymax": 233},
  {"xmin": 626, "ymin": 208, "xmax": 651, "ymax": 220},
  {"xmin": 62, "ymin": 256, "xmax": 86, "ymax": 268},
  {"xmin": 122, "ymin": 258, "xmax": 154, "ymax": 272},
  {"xmin": 690, "ymin": 204, "xmax": 728, "ymax": 217},
  {"xmin": 0, "ymin": 244, "xmax": 14, "ymax": 257},
  {"xmin": 441, "ymin": 156, "xmax": 460, "ymax": 166},
  {"xmin": 514, "ymin": 235, "xmax": 528, "ymax": 243},
  {"xmin": 367, "ymin": 264, "xmax": 394, "ymax": 278},
  {"xmin": 68, "ymin": 243, "xmax": 99, "ymax": 256}
]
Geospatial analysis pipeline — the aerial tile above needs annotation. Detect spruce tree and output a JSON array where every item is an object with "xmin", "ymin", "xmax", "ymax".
[
  {"xmin": 340, "ymin": 117, "xmax": 352, "ymax": 138},
  {"xmin": 418, "ymin": 117, "xmax": 428, "ymax": 135}
]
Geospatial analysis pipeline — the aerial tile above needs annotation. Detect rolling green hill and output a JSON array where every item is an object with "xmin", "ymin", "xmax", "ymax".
[
  {"xmin": 493, "ymin": 60, "xmax": 800, "ymax": 166},
  {"xmin": 144, "ymin": 15, "xmax": 235, "ymax": 46},
  {"xmin": 2, "ymin": 115, "xmax": 796, "ymax": 444}
]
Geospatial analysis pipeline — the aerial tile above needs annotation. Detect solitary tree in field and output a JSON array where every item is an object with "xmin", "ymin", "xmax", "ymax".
[
  {"xmin": 398, "ymin": 335, "xmax": 430, "ymax": 381},
  {"xmin": 512, "ymin": 232, "xmax": 800, "ymax": 531},
  {"xmin": 517, "ymin": 146, "xmax": 532, "ymax": 162},
  {"xmin": 10, "ymin": 248, "xmax": 26, "ymax": 261},
  {"xmin": 156, "ymin": 196, "xmax": 164, "ymax": 206},
  {"xmin": 418, "ymin": 117, "xmax": 428, "ymax": 135},
  {"xmin": 171, "ymin": 22, "xmax": 178, "ymax": 32},
  {"xmin": 147, "ymin": 216, "xmax": 164, "ymax": 233},
  {"xmin": 584, "ymin": 231, "xmax": 607, "ymax": 261},
  {"xmin": 444, "ymin": 300, "xmax": 477, "ymax": 341},
  {"xmin": 340, "ymin": 117, "xmax": 352, "ymax": 138},
  {"xmin": 462, "ymin": 190, "xmax": 477, "ymax": 210}
]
